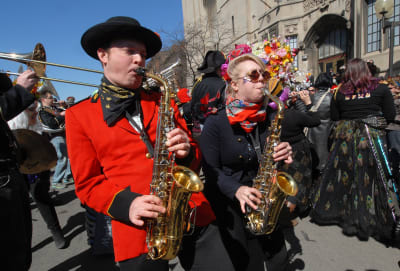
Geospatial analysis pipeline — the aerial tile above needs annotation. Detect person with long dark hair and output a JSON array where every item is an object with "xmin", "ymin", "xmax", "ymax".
[{"xmin": 311, "ymin": 58, "xmax": 399, "ymax": 244}]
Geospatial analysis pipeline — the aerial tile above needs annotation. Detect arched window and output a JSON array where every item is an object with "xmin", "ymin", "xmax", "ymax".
[{"xmin": 318, "ymin": 29, "xmax": 347, "ymax": 59}]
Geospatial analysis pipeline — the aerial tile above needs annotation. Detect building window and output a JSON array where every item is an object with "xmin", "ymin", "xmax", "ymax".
[
  {"xmin": 387, "ymin": 0, "xmax": 400, "ymax": 47},
  {"xmin": 318, "ymin": 29, "xmax": 347, "ymax": 59},
  {"xmin": 367, "ymin": 0, "xmax": 381, "ymax": 52},
  {"xmin": 286, "ymin": 35, "xmax": 298, "ymax": 67}
]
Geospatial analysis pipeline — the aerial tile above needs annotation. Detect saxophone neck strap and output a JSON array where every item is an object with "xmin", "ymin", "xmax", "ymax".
[
  {"xmin": 126, "ymin": 100, "xmax": 154, "ymax": 158},
  {"xmin": 248, "ymin": 125, "xmax": 262, "ymax": 163}
]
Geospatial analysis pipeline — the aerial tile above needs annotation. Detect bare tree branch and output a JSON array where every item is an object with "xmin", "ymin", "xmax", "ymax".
[{"xmin": 147, "ymin": 17, "xmax": 236, "ymax": 88}]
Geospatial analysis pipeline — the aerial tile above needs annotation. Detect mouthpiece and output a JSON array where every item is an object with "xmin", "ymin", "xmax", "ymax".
[{"xmin": 135, "ymin": 67, "xmax": 146, "ymax": 76}]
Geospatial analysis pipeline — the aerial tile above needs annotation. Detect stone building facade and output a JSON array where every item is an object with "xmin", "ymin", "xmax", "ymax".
[{"xmin": 182, "ymin": 0, "xmax": 400, "ymax": 79}]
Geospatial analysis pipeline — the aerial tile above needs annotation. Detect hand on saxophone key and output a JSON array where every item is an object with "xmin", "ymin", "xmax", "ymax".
[
  {"xmin": 166, "ymin": 128, "xmax": 191, "ymax": 158},
  {"xmin": 128, "ymin": 195, "xmax": 166, "ymax": 226},
  {"xmin": 235, "ymin": 186, "xmax": 262, "ymax": 214},
  {"xmin": 272, "ymin": 142, "xmax": 293, "ymax": 164}
]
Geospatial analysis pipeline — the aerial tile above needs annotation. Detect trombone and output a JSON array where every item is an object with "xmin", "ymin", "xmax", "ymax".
[{"xmin": 0, "ymin": 43, "xmax": 102, "ymax": 88}]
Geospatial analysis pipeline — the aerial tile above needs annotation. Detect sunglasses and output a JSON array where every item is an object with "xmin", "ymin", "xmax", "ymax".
[{"xmin": 241, "ymin": 69, "xmax": 270, "ymax": 83}]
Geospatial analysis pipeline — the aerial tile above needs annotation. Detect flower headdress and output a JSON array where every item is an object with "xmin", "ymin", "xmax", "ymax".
[
  {"xmin": 252, "ymin": 36, "xmax": 299, "ymax": 109},
  {"xmin": 220, "ymin": 44, "xmax": 252, "ymax": 81},
  {"xmin": 251, "ymin": 36, "xmax": 298, "ymax": 80}
]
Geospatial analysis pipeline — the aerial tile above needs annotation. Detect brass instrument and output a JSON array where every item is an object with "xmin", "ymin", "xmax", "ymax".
[
  {"xmin": 0, "ymin": 43, "xmax": 102, "ymax": 87},
  {"xmin": 245, "ymin": 88, "xmax": 298, "ymax": 235},
  {"xmin": 13, "ymin": 129, "xmax": 57, "ymax": 174},
  {"xmin": 144, "ymin": 60, "xmax": 181, "ymax": 91},
  {"xmin": 135, "ymin": 67, "xmax": 204, "ymax": 260}
]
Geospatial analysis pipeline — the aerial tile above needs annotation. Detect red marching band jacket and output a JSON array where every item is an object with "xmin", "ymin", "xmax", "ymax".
[{"xmin": 65, "ymin": 89, "xmax": 215, "ymax": 262}]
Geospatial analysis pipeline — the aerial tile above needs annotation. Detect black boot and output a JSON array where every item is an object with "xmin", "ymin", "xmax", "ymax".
[{"xmin": 51, "ymin": 228, "xmax": 67, "ymax": 249}]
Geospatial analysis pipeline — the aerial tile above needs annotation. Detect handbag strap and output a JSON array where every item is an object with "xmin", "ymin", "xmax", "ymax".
[{"xmin": 304, "ymin": 89, "xmax": 331, "ymax": 136}]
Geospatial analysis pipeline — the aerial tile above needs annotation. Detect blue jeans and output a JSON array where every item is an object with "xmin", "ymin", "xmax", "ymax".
[{"xmin": 50, "ymin": 136, "xmax": 72, "ymax": 185}]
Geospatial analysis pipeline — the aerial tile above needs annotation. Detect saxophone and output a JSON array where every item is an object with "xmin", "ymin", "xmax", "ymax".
[
  {"xmin": 135, "ymin": 67, "xmax": 204, "ymax": 260},
  {"xmin": 245, "ymin": 88, "xmax": 298, "ymax": 235}
]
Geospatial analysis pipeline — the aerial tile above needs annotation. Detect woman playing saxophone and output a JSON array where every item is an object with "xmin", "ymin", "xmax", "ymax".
[{"xmin": 200, "ymin": 51, "xmax": 293, "ymax": 271}]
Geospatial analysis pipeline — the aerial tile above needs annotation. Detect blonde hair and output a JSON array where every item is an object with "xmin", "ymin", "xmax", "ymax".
[{"xmin": 226, "ymin": 54, "xmax": 266, "ymax": 96}]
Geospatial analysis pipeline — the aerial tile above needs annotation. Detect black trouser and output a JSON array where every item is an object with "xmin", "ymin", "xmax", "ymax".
[
  {"xmin": 0, "ymin": 168, "xmax": 32, "ymax": 271},
  {"xmin": 179, "ymin": 222, "xmax": 235, "ymax": 271},
  {"xmin": 28, "ymin": 171, "xmax": 61, "ymax": 232},
  {"xmin": 118, "ymin": 254, "xmax": 169, "ymax": 271},
  {"xmin": 119, "ymin": 223, "xmax": 234, "ymax": 271}
]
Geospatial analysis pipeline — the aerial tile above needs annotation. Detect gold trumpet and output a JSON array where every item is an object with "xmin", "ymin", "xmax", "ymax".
[{"xmin": 0, "ymin": 43, "xmax": 102, "ymax": 88}]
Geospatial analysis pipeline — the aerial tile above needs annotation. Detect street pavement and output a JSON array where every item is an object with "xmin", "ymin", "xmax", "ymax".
[{"xmin": 30, "ymin": 184, "xmax": 400, "ymax": 271}]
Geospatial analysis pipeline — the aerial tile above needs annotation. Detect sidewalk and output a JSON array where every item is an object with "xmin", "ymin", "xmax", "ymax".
[
  {"xmin": 30, "ymin": 184, "xmax": 400, "ymax": 270},
  {"xmin": 30, "ymin": 184, "xmax": 118, "ymax": 271}
]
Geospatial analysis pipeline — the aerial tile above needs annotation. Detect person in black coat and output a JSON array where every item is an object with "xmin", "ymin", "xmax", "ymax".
[
  {"xmin": 200, "ymin": 53, "xmax": 293, "ymax": 271},
  {"xmin": 190, "ymin": 50, "xmax": 226, "ymax": 135},
  {"xmin": 280, "ymin": 90, "xmax": 321, "ymax": 219},
  {"xmin": 0, "ymin": 70, "xmax": 38, "ymax": 270}
]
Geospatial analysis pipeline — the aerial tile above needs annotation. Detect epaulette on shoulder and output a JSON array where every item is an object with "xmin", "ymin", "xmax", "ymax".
[
  {"xmin": 192, "ymin": 76, "xmax": 203, "ymax": 90},
  {"xmin": 90, "ymin": 89, "xmax": 100, "ymax": 103}
]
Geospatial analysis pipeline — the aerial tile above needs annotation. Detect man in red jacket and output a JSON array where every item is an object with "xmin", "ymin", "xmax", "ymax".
[{"xmin": 65, "ymin": 16, "xmax": 233, "ymax": 271}]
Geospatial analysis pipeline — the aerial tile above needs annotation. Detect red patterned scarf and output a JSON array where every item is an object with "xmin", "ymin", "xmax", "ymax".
[{"xmin": 226, "ymin": 95, "xmax": 266, "ymax": 133}]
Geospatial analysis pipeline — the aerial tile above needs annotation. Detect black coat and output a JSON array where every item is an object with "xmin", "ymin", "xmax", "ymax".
[
  {"xmin": 200, "ymin": 108, "xmax": 286, "ymax": 271},
  {"xmin": 0, "ymin": 74, "xmax": 35, "ymax": 159},
  {"xmin": 38, "ymin": 106, "xmax": 65, "ymax": 129},
  {"xmin": 0, "ymin": 73, "xmax": 35, "ymax": 270},
  {"xmin": 190, "ymin": 73, "xmax": 225, "ymax": 124},
  {"xmin": 200, "ymin": 108, "xmax": 270, "ymax": 201}
]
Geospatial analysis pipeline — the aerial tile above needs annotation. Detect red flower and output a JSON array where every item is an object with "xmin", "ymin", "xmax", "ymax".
[{"xmin": 177, "ymin": 88, "xmax": 191, "ymax": 104}]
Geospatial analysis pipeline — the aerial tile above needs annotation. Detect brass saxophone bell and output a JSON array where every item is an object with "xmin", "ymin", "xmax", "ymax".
[
  {"xmin": 276, "ymin": 171, "xmax": 298, "ymax": 197},
  {"xmin": 172, "ymin": 165, "xmax": 204, "ymax": 193}
]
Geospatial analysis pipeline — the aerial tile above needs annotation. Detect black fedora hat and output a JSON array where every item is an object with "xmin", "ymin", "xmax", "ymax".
[
  {"xmin": 197, "ymin": 50, "xmax": 225, "ymax": 74},
  {"xmin": 81, "ymin": 16, "xmax": 162, "ymax": 60}
]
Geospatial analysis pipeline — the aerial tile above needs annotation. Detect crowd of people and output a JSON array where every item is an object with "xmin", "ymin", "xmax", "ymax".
[{"xmin": 0, "ymin": 15, "xmax": 399, "ymax": 271}]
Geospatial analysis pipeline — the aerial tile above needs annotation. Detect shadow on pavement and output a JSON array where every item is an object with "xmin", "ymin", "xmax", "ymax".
[
  {"xmin": 32, "ymin": 211, "xmax": 86, "ymax": 253},
  {"xmin": 48, "ymin": 249, "xmax": 118, "ymax": 271},
  {"xmin": 52, "ymin": 188, "xmax": 78, "ymax": 206}
]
